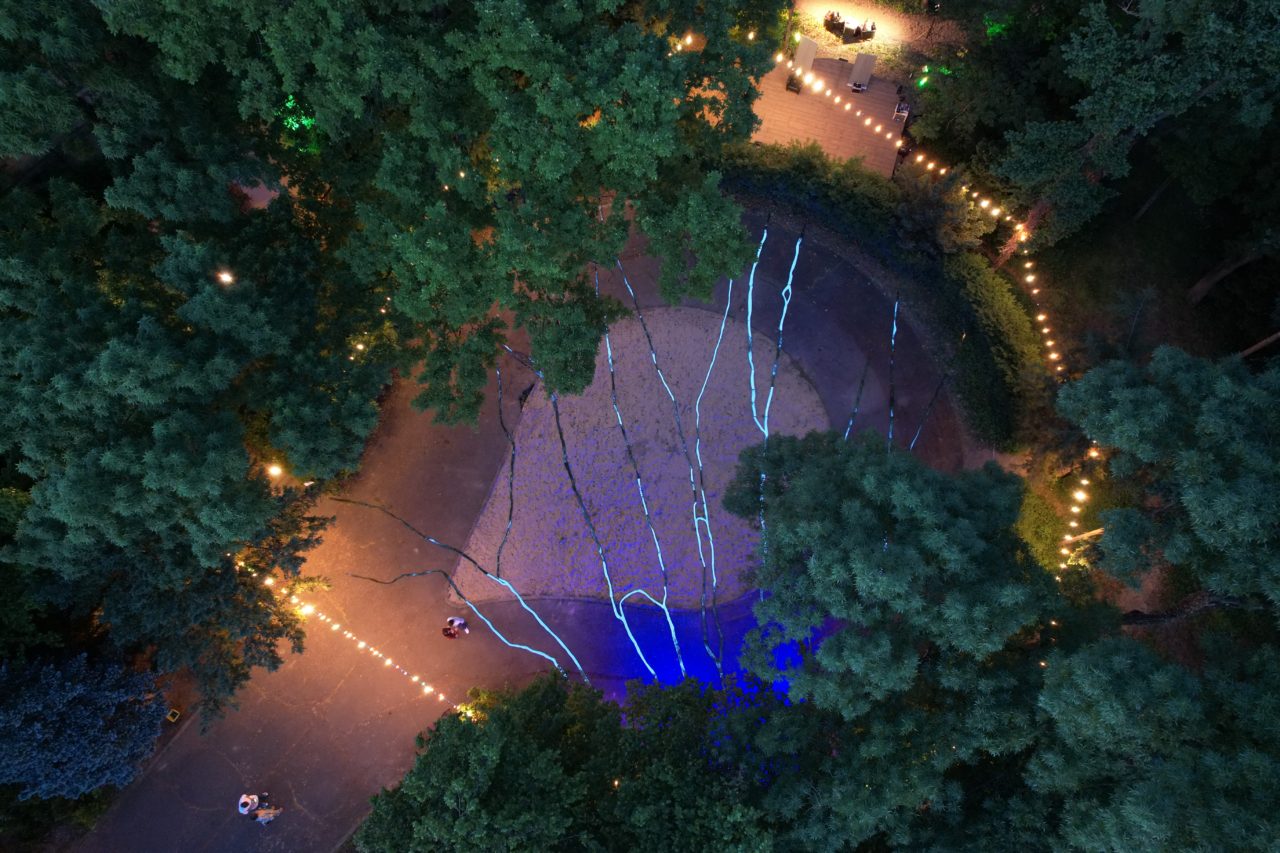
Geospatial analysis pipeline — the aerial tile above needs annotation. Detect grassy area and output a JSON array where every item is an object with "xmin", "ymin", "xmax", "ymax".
[{"xmin": 721, "ymin": 142, "xmax": 1043, "ymax": 449}]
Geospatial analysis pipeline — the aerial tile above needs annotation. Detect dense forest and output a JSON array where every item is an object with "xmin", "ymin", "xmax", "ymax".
[{"xmin": 2, "ymin": 0, "xmax": 1277, "ymax": 849}]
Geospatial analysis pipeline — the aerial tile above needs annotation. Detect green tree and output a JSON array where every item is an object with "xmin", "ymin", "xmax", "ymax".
[
  {"xmin": 1057, "ymin": 348, "xmax": 1280, "ymax": 609},
  {"xmin": 893, "ymin": 169, "xmax": 995, "ymax": 258},
  {"xmin": 725, "ymin": 432, "xmax": 1059, "ymax": 846},
  {"xmin": 95, "ymin": 0, "xmax": 785, "ymax": 419},
  {"xmin": 996, "ymin": 0, "xmax": 1280, "ymax": 245},
  {"xmin": 1030, "ymin": 637, "xmax": 1280, "ymax": 851},
  {"xmin": 355, "ymin": 675, "xmax": 769, "ymax": 852},
  {"xmin": 0, "ymin": 655, "xmax": 164, "ymax": 801},
  {"xmin": 0, "ymin": 180, "xmax": 350, "ymax": 712}
]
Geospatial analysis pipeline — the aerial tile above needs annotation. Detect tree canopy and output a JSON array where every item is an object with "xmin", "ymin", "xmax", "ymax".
[
  {"xmin": 724, "ymin": 432, "xmax": 1060, "ymax": 846},
  {"xmin": 355, "ymin": 675, "xmax": 770, "ymax": 852},
  {"xmin": 994, "ymin": 0, "xmax": 1280, "ymax": 245},
  {"xmin": 84, "ymin": 0, "xmax": 784, "ymax": 418},
  {"xmin": 0, "ymin": 0, "xmax": 785, "ymax": 735},
  {"xmin": 0, "ymin": 655, "xmax": 164, "ymax": 801},
  {"xmin": 1057, "ymin": 347, "xmax": 1280, "ymax": 608}
]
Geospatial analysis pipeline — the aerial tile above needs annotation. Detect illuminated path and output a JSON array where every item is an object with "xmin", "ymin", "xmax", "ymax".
[{"xmin": 77, "ymin": 215, "xmax": 977, "ymax": 853}]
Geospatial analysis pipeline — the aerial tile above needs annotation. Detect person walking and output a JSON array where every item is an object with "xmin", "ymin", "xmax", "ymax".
[{"xmin": 445, "ymin": 616, "xmax": 470, "ymax": 634}]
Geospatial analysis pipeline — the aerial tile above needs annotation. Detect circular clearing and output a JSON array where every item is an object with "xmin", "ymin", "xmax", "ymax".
[{"xmin": 454, "ymin": 306, "xmax": 826, "ymax": 608}]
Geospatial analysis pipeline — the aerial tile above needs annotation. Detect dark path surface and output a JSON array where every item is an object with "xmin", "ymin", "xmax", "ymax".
[{"xmin": 76, "ymin": 217, "xmax": 972, "ymax": 853}]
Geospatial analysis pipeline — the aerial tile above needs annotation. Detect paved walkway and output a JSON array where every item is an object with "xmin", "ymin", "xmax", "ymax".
[{"xmin": 76, "ymin": 217, "xmax": 966, "ymax": 852}]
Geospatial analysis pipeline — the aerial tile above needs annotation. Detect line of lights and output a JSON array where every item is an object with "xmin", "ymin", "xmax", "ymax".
[
  {"xmin": 241, "ymin": 568, "xmax": 450, "ymax": 703},
  {"xmin": 296, "ymin": 601, "xmax": 449, "ymax": 702},
  {"xmin": 773, "ymin": 55, "xmax": 908, "ymax": 143}
]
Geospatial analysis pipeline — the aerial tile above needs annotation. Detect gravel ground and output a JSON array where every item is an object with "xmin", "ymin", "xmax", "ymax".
[{"xmin": 454, "ymin": 307, "xmax": 826, "ymax": 609}]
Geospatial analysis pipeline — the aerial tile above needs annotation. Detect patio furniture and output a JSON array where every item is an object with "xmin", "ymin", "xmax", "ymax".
[
  {"xmin": 787, "ymin": 36, "xmax": 819, "ymax": 94},
  {"xmin": 848, "ymin": 53, "xmax": 875, "ymax": 93},
  {"xmin": 894, "ymin": 101, "xmax": 910, "ymax": 121}
]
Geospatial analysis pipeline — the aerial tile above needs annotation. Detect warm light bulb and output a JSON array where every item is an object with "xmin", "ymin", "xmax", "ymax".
[
  {"xmin": 748, "ymin": 31, "xmax": 756, "ymax": 40},
  {"xmin": 267, "ymin": 464, "xmax": 283, "ymax": 478},
  {"xmin": 775, "ymin": 52, "xmax": 783, "ymax": 62},
  {"xmin": 216, "ymin": 270, "xmax": 234, "ymax": 285},
  {"xmin": 686, "ymin": 34, "xmax": 693, "ymax": 45},
  {"xmin": 1073, "ymin": 490, "xmax": 1088, "ymax": 502},
  {"xmin": 979, "ymin": 199, "xmax": 990, "ymax": 208}
]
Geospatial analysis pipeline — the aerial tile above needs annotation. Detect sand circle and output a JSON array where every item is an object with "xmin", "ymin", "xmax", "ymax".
[{"xmin": 454, "ymin": 307, "xmax": 827, "ymax": 608}]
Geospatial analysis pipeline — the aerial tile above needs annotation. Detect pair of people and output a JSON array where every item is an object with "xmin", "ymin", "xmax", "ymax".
[
  {"xmin": 442, "ymin": 616, "xmax": 470, "ymax": 639},
  {"xmin": 237, "ymin": 792, "xmax": 283, "ymax": 825}
]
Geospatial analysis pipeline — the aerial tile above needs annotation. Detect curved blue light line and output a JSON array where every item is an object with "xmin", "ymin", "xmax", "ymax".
[
  {"xmin": 745, "ymin": 227, "xmax": 770, "ymax": 436},
  {"xmin": 596, "ymin": 269, "xmax": 686, "ymax": 677}
]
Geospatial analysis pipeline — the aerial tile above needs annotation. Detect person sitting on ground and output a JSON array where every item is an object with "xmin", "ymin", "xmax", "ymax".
[
  {"xmin": 238, "ymin": 794, "xmax": 259, "ymax": 816},
  {"xmin": 442, "ymin": 626, "xmax": 458, "ymax": 639},
  {"xmin": 446, "ymin": 616, "xmax": 470, "ymax": 634},
  {"xmin": 254, "ymin": 806, "xmax": 284, "ymax": 825}
]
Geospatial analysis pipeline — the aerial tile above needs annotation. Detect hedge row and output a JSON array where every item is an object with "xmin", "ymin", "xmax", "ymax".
[{"xmin": 719, "ymin": 142, "xmax": 1042, "ymax": 448}]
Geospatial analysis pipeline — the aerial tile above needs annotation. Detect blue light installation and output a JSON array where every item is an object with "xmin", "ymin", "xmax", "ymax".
[
  {"xmin": 342, "ymin": 499, "xmax": 588, "ymax": 680},
  {"xmin": 692, "ymin": 273, "xmax": 735, "ymax": 676},
  {"xmin": 596, "ymin": 267, "xmax": 687, "ymax": 678},
  {"xmin": 842, "ymin": 360, "xmax": 871, "ymax": 441},
  {"xmin": 886, "ymin": 296, "xmax": 900, "ymax": 449}
]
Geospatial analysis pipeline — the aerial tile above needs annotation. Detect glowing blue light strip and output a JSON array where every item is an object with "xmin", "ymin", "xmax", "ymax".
[
  {"xmin": 745, "ymin": 227, "xmax": 770, "ymax": 436},
  {"xmin": 761, "ymin": 232, "xmax": 802, "ymax": 435},
  {"xmin": 597, "ymin": 269, "xmax": 686, "ymax": 678},
  {"xmin": 549, "ymin": 391, "xmax": 658, "ymax": 678},
  {"xmin": 500, "ymin": 346, "xmax": 656, "ymax": 677},
  {"xmin": 842, "ymin": 360, "xmax": 871, "ymax": 441},
  {"xmin": 616, "ymin": 260, "xmax": 732, "ymax": 678},
  {"xmin": 341, "ymin": 503, "xmax": 587, "ymax": 681},
  {"xmin": 351, "ymin": 567, "xmax": 571, "ymax": 676},
  {"xmin": 692, "ymin": 276, "xmax": 735, "ymax": 677},
  {"xmin": 886, "ymin": 297, "xmax": 900, "ymax": 450},
  {"xmin": 909, "ymin": 373, "xmax": 948, "ymax": 451}
]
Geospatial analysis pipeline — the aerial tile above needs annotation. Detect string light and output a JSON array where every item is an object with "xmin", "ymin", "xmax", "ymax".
[
  {"xmin": 216, "ymin": 270, "xmax": 235, "ymax": 285},
  {"xmin": 267, "ymin": 464, "xmax": 283, "ymax": 478}
]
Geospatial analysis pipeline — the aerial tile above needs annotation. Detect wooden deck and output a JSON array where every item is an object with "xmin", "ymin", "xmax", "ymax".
[{"xmin": 752, "ymin": 58, "xmax": 905, "ymax": 177}]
